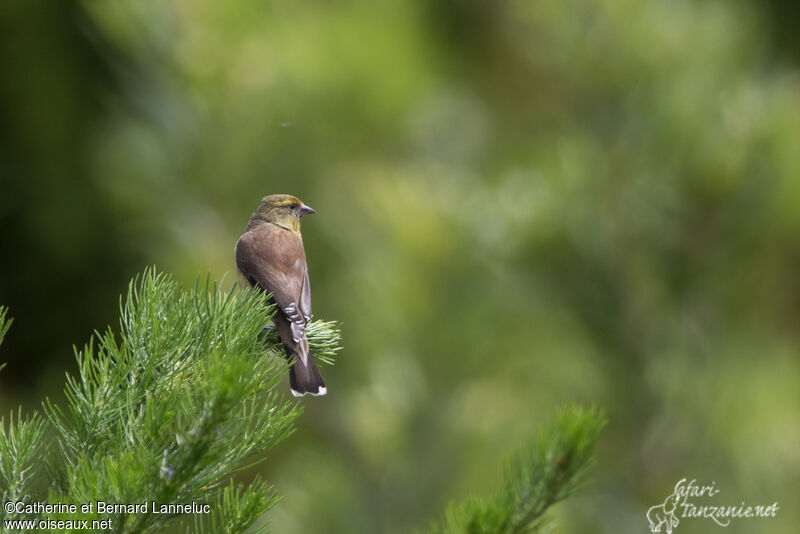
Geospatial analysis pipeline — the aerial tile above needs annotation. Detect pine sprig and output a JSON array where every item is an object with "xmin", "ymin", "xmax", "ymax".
[
  {"xmin": 0, "ymin": 306, "xmax": 11, "ymax": 376},
  {"xmin": 260, "ymin": 318, "xmax": 342, "ymax": 366},
  {"xmin": 429, "ymin": 405, "xmax": 606, "ymax": 534},
  {"xmin": 0, "ymin": 409, "xmax": 48, "ymax": 522},
  {"xmin": 190, "ymin": 477, "xmax": 278, "ymax": 534},
  {"xmin": 0, "ymin": 305, "xmax": 12, "ymax": 349}
]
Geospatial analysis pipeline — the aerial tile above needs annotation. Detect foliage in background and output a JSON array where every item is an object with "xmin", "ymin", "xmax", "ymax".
[
  {"xmin": 2, "ymin": 0, "xmax": 800, "ymax": 533},
  {"xmin": 429, "ymin": 406, "xmax": 606, "ymax": 534},
  {"xmin": 0, "ymin": 270, "xmax": 341, "ymax": 533}
]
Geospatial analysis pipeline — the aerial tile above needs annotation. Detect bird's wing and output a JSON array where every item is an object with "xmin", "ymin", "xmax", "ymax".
[
  {"xmin": 236, "ymin": 225, "xmax": 310, "ymax": 343},
  {"xmin": 299, "ymin": 268, "xmax": 312, "ymax": 321}
]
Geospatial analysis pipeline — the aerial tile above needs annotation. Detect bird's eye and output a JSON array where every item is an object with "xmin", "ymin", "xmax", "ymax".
[{"xmin": 288, "ymin": 203, "xmax": 298, "ymax": 210}]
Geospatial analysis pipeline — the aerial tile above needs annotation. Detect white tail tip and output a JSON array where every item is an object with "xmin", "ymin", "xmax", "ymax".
[{"xmin": 290, "ymin": 386, "xmax": 327, "ymax": 397}]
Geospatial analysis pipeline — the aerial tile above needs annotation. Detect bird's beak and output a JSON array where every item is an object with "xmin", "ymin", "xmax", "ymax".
[{"xmin": 299, "ymin": 204, "xmax": 316, "ymax": 217}]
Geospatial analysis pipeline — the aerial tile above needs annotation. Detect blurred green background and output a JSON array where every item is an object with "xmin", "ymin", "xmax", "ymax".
[{"xmin": 1, "ymin": 0, "xmax": 799, "ymax": 533}]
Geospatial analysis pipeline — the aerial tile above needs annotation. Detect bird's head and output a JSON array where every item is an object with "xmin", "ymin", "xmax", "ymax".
[{"xmin": 250, "ymin": 194, "xmax": 315, "ymax": 232}]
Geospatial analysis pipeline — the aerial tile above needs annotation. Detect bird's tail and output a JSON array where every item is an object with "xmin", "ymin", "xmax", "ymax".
[{"xmin": 289, "ymin": 355, "xmax": 326, "ymax": 397}]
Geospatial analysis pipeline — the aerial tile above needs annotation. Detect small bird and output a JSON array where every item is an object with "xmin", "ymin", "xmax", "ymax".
[{"xmin": 235, "ymin": 194, "xmax": 326, "ymax": 397}]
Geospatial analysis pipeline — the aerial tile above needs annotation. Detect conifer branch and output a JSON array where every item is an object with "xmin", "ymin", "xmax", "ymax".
[
  {"xmin": 0, "ymin": 269, "xmax": 342, "ymax": 533},
  {"xmin": 0, "ymin": 409, "xmax": 48, "ymax": 523},
  {"xmin": 0, "ymin": 306, "xmax": 11, "ymax": 376},
  {"xmin": 428, "ymin": 405, "xmax": 606, "ymax": 534},
  {"xmin": 0, "ymin": 306, "xmax": 11, "ymax": 349}
]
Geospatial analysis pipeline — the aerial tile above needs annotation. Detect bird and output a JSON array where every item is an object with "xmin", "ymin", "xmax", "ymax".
[{"xmin": 235, "ymin": 194, "xmax": 326, "ymax": 397}]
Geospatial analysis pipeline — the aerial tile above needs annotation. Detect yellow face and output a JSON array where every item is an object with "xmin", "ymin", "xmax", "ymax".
[{"xmin": 253, "ymin": 194, "xmax": 315, "ymax": 232}]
